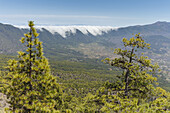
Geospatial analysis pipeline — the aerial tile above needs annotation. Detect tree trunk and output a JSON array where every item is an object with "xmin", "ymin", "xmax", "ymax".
[{"xmin": 124, "ymin": 47, "xmax": 134, "ymax": 97}]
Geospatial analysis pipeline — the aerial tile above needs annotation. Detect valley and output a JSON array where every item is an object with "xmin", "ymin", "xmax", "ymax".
[{"xmin": 0, "ymin": 21, "xmax": 170, "ymax": 91}]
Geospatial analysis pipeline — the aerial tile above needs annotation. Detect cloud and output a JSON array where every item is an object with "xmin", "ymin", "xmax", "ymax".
[{"xmin": 16, "ymin": 25, "xmax": 118, "ymax": 38}]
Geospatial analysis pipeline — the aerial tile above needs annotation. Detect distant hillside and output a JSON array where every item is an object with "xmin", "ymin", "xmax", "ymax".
[
  {"xmin": 0, "ymin": 21, "xmax": 170, "ymax": 82},
  {"xmin": 0, "ymin": 21, "xmax": 169, "ymax": 54}
]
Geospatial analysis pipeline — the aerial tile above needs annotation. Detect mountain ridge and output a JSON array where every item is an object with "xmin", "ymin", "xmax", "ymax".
[
  {"xmin": 0, "ymin": 21, "xmax": 170, "ymax": 56},
  {"xmin": 11, "ymin": 21, "xmax": 170, "ymax": 38},
  {"xmin": 0, "ymin": 21, "xmax": 169, "ymax": 89},
  {"xmin": 0, "ymin": 21, "xmax": 169, "ymax": 72}
]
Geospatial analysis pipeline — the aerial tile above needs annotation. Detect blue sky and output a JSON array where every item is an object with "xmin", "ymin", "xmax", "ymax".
[{"xmin": 0, "ymin": 0, "xmax": 170, "ymax": 27}]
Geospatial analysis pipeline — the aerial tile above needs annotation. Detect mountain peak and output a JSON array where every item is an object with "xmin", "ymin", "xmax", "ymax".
[{"xmin": 153, "ymin": 21, "xmax": 170, "ymax": 25}]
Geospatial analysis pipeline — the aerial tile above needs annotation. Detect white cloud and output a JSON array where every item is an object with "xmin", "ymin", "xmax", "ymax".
[{"xmin": 15, "ymin": 25, "xmax": 118, "ymax": 38}]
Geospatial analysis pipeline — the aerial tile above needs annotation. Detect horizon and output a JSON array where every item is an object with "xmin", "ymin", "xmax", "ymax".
[
  {"xmin": 10, "ymin": 21, "xmax": 169, "ymax": 38},
  {"xmin": 1, "ymin": 0, "xmax": 170, "ymax": 27},
  {"xmin": 3, "ymin": 20, "xmax": 169, "ymax": 28}
]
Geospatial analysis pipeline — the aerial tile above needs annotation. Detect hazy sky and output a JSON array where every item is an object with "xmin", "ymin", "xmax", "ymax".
[{"xmin": 0, "ymin": 0, "xmax": 170, "ymax": 27}]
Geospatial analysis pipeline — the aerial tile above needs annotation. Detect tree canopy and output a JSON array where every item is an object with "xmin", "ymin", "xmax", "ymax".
[{"xmin": 3, "ymin": 21, "xmax": 63, "ymax": 112}]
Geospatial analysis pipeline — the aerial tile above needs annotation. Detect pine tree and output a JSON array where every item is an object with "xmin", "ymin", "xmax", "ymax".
[
  {"xmin": 3, "ymin": 21, "xmax": 63, "ymax": 112},
  {"xmin": 103, "ymin": 33, "xmax": 159, "ymax": 98}
]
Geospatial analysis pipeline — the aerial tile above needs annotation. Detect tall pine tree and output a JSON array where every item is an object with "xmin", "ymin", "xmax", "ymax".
[
  {"xmin": 103, "ymin": 33, "xmax": 159, "ymax": 98},
  {"xmin": 3, "ymin": 21, "xmax": 63, "ymax": 112}
]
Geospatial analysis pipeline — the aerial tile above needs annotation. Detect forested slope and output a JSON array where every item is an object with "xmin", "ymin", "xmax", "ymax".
[{"xmin": 0, "ymin": 22, "xmax": 169, "ymax": 112}]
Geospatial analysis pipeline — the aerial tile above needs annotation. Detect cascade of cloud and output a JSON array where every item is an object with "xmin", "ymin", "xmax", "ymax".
[{"xmin": 15, "ymin": 25, "xmax": 118, "ymax": 38}]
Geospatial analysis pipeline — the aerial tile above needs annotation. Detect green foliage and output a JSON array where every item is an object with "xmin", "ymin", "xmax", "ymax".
[
  {"xmin": 103, "ymin": 33, "xmax": 160, "ymax": 98},
  {"xmin": 2, "ymin": 21, "xmax": 63, "ymax": 112},
  {"xmin": 77, "ymin": 86, "xmax": 170, "ymax": 113}
]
